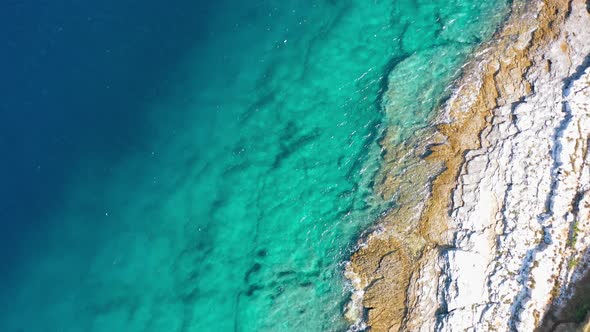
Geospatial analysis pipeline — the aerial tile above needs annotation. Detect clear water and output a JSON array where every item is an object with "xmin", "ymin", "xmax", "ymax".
[{"xmin": 0, "ymin": 0, "xmax": 507, "ymax": 331}]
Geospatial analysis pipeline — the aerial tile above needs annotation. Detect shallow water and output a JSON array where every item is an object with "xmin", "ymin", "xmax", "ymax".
[{"xmin": 1, "ymin": 0, "xmax": 507, "ymax": 331}]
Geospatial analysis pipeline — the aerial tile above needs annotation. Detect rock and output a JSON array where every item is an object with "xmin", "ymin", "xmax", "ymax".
[{"xmin": 346, "ymin": 0, "xmax": 590, "ymax": 330}]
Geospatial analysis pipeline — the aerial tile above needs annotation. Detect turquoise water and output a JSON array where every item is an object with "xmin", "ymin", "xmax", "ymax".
[{"xmin": 1, "ymin": 1, "xmax": 507, "ymax": 331}]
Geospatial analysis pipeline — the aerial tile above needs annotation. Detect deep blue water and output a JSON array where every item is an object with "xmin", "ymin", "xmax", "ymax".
[{"xmin": 0, "ymin": 0, "xmax": 209, "ymax": 269}]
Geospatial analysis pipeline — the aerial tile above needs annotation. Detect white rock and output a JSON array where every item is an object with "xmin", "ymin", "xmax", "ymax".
[{"xmin": 434, "ymin": 1, "xmax": 590, "ymax": 330}]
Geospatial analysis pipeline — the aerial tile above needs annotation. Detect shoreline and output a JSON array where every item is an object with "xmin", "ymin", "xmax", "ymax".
[{"xmin": 345, "ymin": 0, "xmax": 590, "ymax": 330}]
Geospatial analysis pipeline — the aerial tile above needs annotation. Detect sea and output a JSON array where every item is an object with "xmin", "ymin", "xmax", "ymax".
[{"xmin": 0, "ymin": 0, "xmax": 508, "ymax": 331}]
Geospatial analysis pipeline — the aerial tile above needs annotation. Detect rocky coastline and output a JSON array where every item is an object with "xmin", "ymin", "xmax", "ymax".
[{"xmin": 346, "ymin": 0, "xmax": 590, "ymax": 330}]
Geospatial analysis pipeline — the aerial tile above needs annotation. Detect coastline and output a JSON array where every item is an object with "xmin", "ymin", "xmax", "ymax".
[{"xmin": 346, "ymin": 0, "xmax": 590, "ymax": 330}]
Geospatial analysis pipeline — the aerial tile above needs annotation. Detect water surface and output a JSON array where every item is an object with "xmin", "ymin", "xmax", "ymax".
[{"xmin": 0, "ymin": 0, "xmax": 507, "ymax": 331}]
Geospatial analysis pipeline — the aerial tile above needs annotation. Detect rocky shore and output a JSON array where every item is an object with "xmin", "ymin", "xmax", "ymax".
[{"xmin": 346, "ymin": 0, "xmax": 590, "ymax": 330}]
